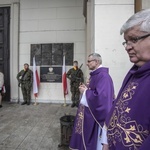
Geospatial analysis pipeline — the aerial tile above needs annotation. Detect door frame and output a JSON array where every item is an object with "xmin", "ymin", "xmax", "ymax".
[{"xmin": 0, "ymin": 0, "xmax": 20, "ymax": 102}]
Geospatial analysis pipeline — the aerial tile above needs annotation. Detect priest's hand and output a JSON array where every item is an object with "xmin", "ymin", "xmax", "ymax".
[
  {"xmin": 79, "ymin": 84, "xmax": 87, "ymax": 94},
  {"xmin": 102, "ymin": 144, "xmax": 109, "ymax": 150}
]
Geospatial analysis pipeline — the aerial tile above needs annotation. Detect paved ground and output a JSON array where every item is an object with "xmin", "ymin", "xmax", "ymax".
[{"xmin": 0, "ymin": 102, "xmax": 77, "ymax": 150}]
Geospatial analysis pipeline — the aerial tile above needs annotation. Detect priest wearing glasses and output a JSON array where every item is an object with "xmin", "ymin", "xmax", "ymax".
[{"xmin": 103, "ymin": 9, "xmax": 150, "ymax": 150}]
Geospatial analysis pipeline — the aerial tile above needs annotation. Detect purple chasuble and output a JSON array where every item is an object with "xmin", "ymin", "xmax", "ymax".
[
  {"xmin": 106, "ymin": 61, "xmax": 150, "ymax": 150},
  {"xmin": 69, "ymin": 67, "xmax": 114, "ymax": 150}
]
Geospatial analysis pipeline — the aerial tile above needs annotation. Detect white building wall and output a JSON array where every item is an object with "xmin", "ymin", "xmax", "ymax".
[
  {"xmin": 85, "ymin": 0, "xmax": 95, "ymax": 79},
  {"xmin": 142, "ymin": 0, "xmax": 150, "ymax": 9},
  {"xmin": 93, "ymin": 0, "xmax": 134, "ymax": 95},
  {"xmin": 19, "ymin": 0, "xmax": 86, "ymax": 103},
  {"xmin": 2, "ymin": 0, "xmax": 149, "ymax": 102}
]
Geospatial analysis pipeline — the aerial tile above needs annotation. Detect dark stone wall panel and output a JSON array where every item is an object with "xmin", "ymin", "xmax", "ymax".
[{"xmin": 30, "ymin": 43, "xmax": 74, "ymax": 66}]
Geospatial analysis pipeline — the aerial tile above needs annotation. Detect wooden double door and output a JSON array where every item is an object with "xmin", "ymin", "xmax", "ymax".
[{"xmin": 0, "ymin": 7, "xmax": 10, "ymax": 101}]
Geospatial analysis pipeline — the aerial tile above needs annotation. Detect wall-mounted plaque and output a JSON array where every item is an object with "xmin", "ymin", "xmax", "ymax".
[
  {"xmin": 52, "ymin": 43, "xmax": 63, "ymax": 65},
  {"xmin": 41, "ymin": 44, "xmax": 52, "ymax": 65},
  {"xmin": 40, "ymin": 67, "xmax": 62, "ymax": 83},
  {"xmin": 30, "ymin": 43, "xmax": 74, "ymax": 66},
  {"xmin": 31, "ymin": 44, "xmax": 42, "ymax": 66},
  {"xmin": 63, "ymin": 43, "xmax": 74, "ymax": 65}
]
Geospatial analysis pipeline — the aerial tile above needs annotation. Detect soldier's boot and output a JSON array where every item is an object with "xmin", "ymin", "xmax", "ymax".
[
  {"xmin": 21, "ymin": 101, "xmax": 27, "ymax": 105},
  {"xmin": 71, "ymin": 103, "xmax": 76, "ymax": 108},
  {"xmin": 75, "ymin": 101, "xmax": 79, "ymax": 107}
]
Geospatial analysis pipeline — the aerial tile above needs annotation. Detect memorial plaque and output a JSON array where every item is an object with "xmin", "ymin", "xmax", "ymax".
[
  {"xmin": 41, "ymin": 44, "xmax": 52, "ymax": 65},
  {"xmin": 63, "ymin": 43, "xmax": 74, "ymax": 65},
  {"xmin": 52, "ymin": 44, "xmax": 63, "ymax": 65},
  {"xmin": 30, "ymin": 44, "xmax": 42, "ymax": 66},
  {"xmin": 31, "ymin": 43, "xmax": 74, "ymax": 66},
  {"xmin": 40, "ymin": 67, "xmax": 62, "ymax": 83}
]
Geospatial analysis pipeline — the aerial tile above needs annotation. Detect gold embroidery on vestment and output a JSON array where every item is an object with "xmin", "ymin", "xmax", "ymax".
[
  {"xmin": 107, "ymin": 82, "xmax": 149, "ymax": 149},
  {"xmin": 125, "ymin": 107, "xmax": 131, "ymax": 113},
  {"xmin": 75, "ymin": 105, "xmax": 84, "ymax": 134}
]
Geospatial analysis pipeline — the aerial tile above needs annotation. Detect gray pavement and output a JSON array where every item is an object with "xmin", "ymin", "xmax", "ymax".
[{"xmin": 0, "ymin": 102, "xmax": 77, "ymax": 150}]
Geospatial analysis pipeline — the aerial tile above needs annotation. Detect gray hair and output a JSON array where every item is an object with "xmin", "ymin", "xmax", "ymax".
[
  {"xmin": 120, "ymin": 9, "xmax": 150, "ymax": 35},
  {"xmin": 88, "ymin": 53, "xmax": 102, "ymax": 64}
]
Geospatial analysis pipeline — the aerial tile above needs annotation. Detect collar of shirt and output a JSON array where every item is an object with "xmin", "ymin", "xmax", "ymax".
[{"xmin": 92, "ymin": 64, "xmax": 103, "ymax": 72}]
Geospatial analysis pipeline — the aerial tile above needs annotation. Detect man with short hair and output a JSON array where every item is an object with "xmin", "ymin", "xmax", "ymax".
[
  {"xmin": 67, "ymin": 61, "xmax": 84, "ymax": 107},
  {"xmin": 17, "ymin": 63, "xmax": 33, "ymax": 105},
  {"xmin": 104, "ymin": 9, "xmax": 150, "ymax": 150},
  {"xmin": 69, "ymin": 53, "xmax": 114, "ymax": 150}
]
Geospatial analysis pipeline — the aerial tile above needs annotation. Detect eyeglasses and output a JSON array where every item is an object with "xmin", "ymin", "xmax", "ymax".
[
  {"xmin": 122, "ymin": 33, "xmax": 150, "ymax": 47},
  {"xmin": 87, "ymin": 59, "xmax": 96, "ymax": 63}
]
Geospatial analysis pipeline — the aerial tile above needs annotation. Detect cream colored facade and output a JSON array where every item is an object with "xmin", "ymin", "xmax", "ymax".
[
  {"xmin": 86, "ymin": 0, "xmax": 150, "ymax": 94},
  {"xmin": 86, "ymin": 0, "xmax": 135, "ymax": 94},
  {"xmin": 0, "ymin": 0, "xmax": 149, "ymax": 103}
]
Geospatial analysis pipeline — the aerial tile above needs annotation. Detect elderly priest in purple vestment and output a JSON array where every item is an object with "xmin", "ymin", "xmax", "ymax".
[
  {"xmin": 69, "ymin": 53, "xmax": 114, "ymax": 150},
  {"xmin": 103, "ymin": 9, "xmax": 150, "ymax": 150}
]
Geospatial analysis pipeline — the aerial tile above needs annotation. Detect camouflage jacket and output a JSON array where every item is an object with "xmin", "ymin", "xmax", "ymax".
[
  {"xmin": 17, "ymin": 69, "xmax": 33, "ymax": 86},
  {"xmin": 66, "ymin": 68, "xmax": 84, "ymax": 85}
]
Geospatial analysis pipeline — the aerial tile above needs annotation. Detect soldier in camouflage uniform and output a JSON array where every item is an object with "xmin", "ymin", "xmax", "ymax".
[
  {"xmin": 67, "ymin": 61, "xmax": 84, "ymax": 107},
  {"xmin": 17, "ymin": 63, "xmax": 33, "ymax": 105}
]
